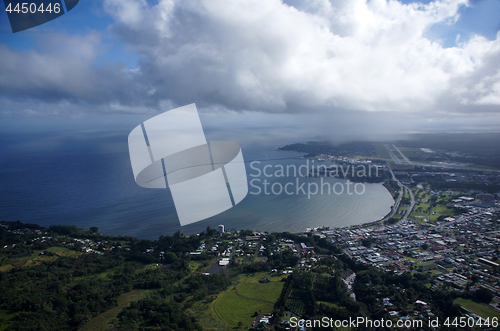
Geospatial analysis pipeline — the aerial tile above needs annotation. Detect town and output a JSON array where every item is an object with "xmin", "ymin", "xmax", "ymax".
[{"xmin": 2, "ymin": 149, "xmax": 500, "ymax": 330}]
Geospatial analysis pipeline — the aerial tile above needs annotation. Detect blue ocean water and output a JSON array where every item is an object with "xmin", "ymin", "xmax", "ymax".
[{"xmin": 0, "ymin": 130, "xmax": 394, "ymax": 239}]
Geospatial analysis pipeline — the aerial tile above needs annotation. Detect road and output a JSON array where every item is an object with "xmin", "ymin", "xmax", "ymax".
[
  {"xmin": 402, "ymin": 186, "xmax": 415, "ymax": 221},
  {"xmin": 382, "ymin": 163, "xmax": 416, "ymax": 222},
  {"xmin": 380, "ymin": 166, "xmax": 404, "ymax": 221}
]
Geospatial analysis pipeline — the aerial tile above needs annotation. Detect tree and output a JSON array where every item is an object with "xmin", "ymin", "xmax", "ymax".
[
  {"xmin": 361, "ymin": 238, "xmax": 373, "ymax": 248},
  {"xmin": 386, "ymin": 217, "xmax": 398, "ymax": 225},
  {"xmin": 473, "ymin": 288, "xmax": 493, "ymax": 303},
  {"xmin": 90, "ymin": 227, "xmax": 99, "ymax": 233},
  {"xmin": 471, "ymin": 275, "xmax": 479, "ymax": 284},
  {"xmin": 205, "ymin": 226, "xmax": 217, "ymax": 236},
  {"xmin": 165, "ymin": 252, "xmax": 178, "ymax": 264}
]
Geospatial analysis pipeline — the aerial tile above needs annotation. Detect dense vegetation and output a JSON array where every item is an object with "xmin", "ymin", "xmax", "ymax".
[
  {"xmin": 0, "ymin": 222, "xmax": 227, "ymax": 331},
  {"xmin": 0, "ymin": 221, "xmax": 477, "ymax": 330}
]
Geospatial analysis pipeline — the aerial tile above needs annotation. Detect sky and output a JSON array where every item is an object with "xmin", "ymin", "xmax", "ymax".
[{"xmin": 1, "ymin": 0, "xmax": 500, "ymax": 143}]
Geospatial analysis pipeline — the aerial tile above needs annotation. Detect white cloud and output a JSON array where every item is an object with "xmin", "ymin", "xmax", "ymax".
[
  {"xmin": 1, "ymin": 0, "xmax": 500, "ymax": 134},
  {"xmin": 103, "ymin": 0, "xmax": 148, "ymax": 27},
  {"xmin": 99, "ymin": 0, "xmax": 500, "ymax": 116}
]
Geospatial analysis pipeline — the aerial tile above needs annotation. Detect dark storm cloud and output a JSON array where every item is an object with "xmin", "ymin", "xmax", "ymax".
[{"xmin": 1, "ymin": 0, "xmax": 500, "ymax": 134}]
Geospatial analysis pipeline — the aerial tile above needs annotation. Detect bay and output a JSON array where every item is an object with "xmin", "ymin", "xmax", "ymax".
[{"xmin": 0, "ymin": 131, "xmax": 394, "ymax": 239}]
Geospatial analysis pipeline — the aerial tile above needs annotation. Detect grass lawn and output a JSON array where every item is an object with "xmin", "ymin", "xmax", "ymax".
[
  {"xmin": 0, "ymin": 310, "xmax": 16, "ymax": 331},
  {"xmin": 434, "ymin": 204, "xmax": 455, "ymax": 215},
  {"xmin": 237, "ymin": 281, "xmax": 285, "ymax": 303},
  {"xmin": 80, "ymin": 290, "xmax": 151, "ymax": 331},
  {"xmin": 455, "ymin": 298, "xmax": 500, "ymax": 320},
  {"xmin": 391, "ymin": 214, "xmax": 403, "ymax": 220},
  {"xmin": 397, "ymin": 150, "xmax": 424, "ymax": 159},
  {"xmin": 373, "ymin": 143, "xmax": 391, "ymax": 159},
  {"xmin": 429, "ymin": 204, "xmax": 455, "ymax": 221},
  {"xmin": 214, "ymin": 288, "xmax": 273, "ymax": 328},
  {"xmin": 429, "ymin": 214, "xmax": 440, "ymax": 221},
  {"xmin": 45, "ymin": 246, "xmax": 68, "ymax": 254},
  {"xmin": 189, "ymin": 299, "xmax": 226, "ymax": 331},
  {"xmin": 1, "ymin": 248, "xmax": 82, "ymax": 272},
  {"xmin": 0, "ymin": 263, "xmax": 14, "ymax": 272},
  {"xmin": 415, "ymin": 203, "xmax": 430, "ymax": 212},
  {"xmin": 211, "ymin": 272, "xmax": 286, "ymax": 330},
  {"xmin": 5, "ymin": 253, "xmax": 58, "ymax": 269},
  {"xmin": 389, "ymin": 163, "xmax": 414, "ymax": 170}
]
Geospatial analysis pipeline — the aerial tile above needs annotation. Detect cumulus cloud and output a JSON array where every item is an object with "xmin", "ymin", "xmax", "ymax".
[
  {"xmin": 98, "ymin": 0, "xmax": 500, "ymax": 115},
  {"xmin": 0, "ymin": 31, "xmax": 151, "ymax": 108},
  {"xmin": 1, "ymin": 0, "xmax": 500, "ymax": 134}
]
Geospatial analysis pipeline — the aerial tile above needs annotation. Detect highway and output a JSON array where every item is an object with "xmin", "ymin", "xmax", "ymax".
[
  {"xmin": 402, "ymin": 186, "xmax": 415, "ymax": 221},
  {"xmin": 381, "ymin": 167, "xmax": 404, "ymax": 221},
  {"xmin": 383, "ymin": 163, "xmax": 415, "ymax": 222}
]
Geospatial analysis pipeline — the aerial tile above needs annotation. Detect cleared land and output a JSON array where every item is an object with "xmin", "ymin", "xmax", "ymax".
[
  {"xmin": 373, "ymin": 143, "xmax": 391, "ymax": 160},
  {"xmin": 0, "ymin": 311, "xmax": 16, "ymax": 331},
  {"xmin": 80, "ymin": 290, "xmax": 151, "ymax": 331},
  {"xmin": 455, "ymin": 298, "xmax": 500, "ymax": 320},
  {"xmin": 210, "ymin": 273, "xmax": 286, "ymax": 330}
]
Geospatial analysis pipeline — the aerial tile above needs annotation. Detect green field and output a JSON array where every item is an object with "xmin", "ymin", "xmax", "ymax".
[
  {"xmin": 397, "ymin": 148, "xmax": 425, "ymax": 159},
  {"xmin": 455, "ymin": 298, "xmax": 500, "ymax": 320},
  {"xmin": 434, "ymin": 204, "xmax": 455, "ymax": 215},
  {"xmin": 429, "ymin": 204, "xmax": 456, "ymax": 221},
  {"xmin": 0, "ymin": 247, "xmax": 82, "ymax": 272},
  {"xmin": 419, "ymin": 202, "xmax": 430, "ymax": 209},
  {"xmin": 0, "ymin": 264, "xmax": 14, "ymax": 272},
  {"xmin": 210, "ymin": 273, "xmax": 286, "ymax": 330},
  {"xmin": 0, "ymin": 310, "xmax": 16, "ymax": 331},
  {"xmin": 389, "ymin": 162, "xmax": 414, "ymax": 170},
  {"xmin": 373, "ymin": 143, "xmax": 391, "ymax": 160},
  {"xmin": 45, "ymin": 246, "xmax": 68, "ymax": 253},
  {"xmin": 189, "ymin": 300, "xmax": 226, "ymax": 331},
  {"xmin": 80, "ymin": 290, "xmax": 151, "ymax": 331}
]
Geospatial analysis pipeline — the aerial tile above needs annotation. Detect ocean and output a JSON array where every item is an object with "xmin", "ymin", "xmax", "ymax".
[{"xmin": 0, "ymin": 130, "xmax": 394, "ymax": 239}]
